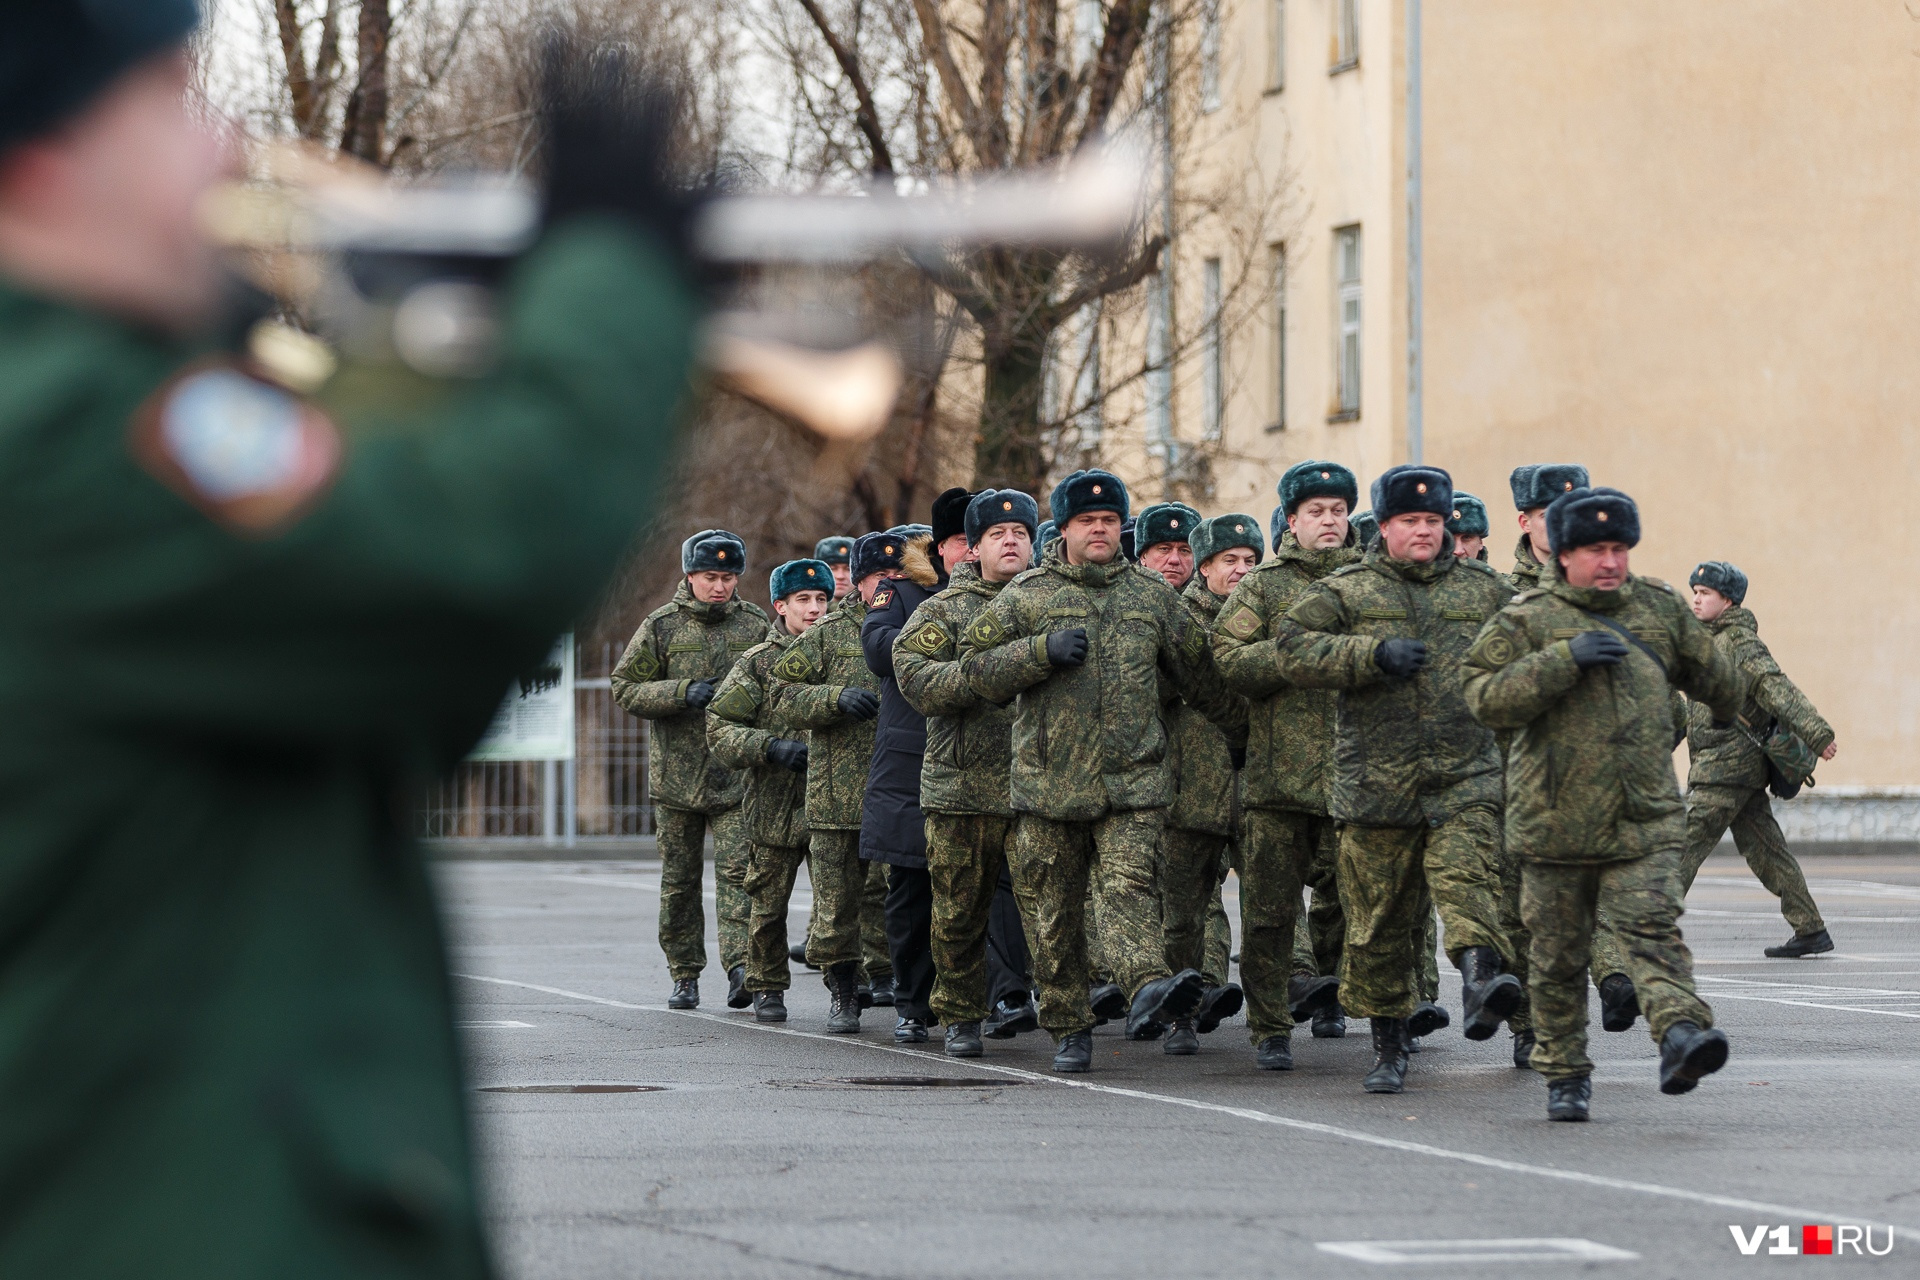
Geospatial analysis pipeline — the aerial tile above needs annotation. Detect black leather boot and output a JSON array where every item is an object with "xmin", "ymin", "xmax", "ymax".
[
  {"xmin": 667, "ymin": 978, "xmax": 698, "ymax": 1010},
  {"xmin": 1194, "ymin": 983, "xmax": 1244, "ymax": 1034},
  {"xmin": 752, "ymin": 990, "xmax": 787, "ymax": 1023},
  {"xmin": 944, "ymin": 1021, "xmax": 983, "ymax": 1057},
  {"xmin": 893, "ymin": 1016, "xmax": 928, "ymax": 1044},
  {"xmin": 789, "ymin": 942, "xmax": 818, "ymax": 971},
  {"xmin": 1406, "ymin": 1000, "xmax": 1451, "ymax": 1039},
  {"xmin": 1053, "ymin": 1030, "xmax": 1093, "ymax": 1073},
  {"xmin": 1312, "ymin": 1003, "xmax": 1347, "ymax": 1039},
  {"xmin": 1163, "ymin": 1018, "xmax": 1199, "ymax": 1055},
  {"xmin": 1546, "ymin": 1074, "xmax": 1591, "ymax": 1121},
  {"xmin": 1125, "ymin": 969, "xmax": 1207, "ymax": 1041},
  {"xmin": 869, "ymin": 975, "xmax": 898, "ymax": 1007},
  {"xmin": 1459, "ymin": 946, "xmax": 1523, "ymax": 1041},
  {"xmin": 1363, "ymin": 1017, "xmax": 1410, "ymax": 1094},
  {"xmin": 1089, "ymin": 982, "xmax": 1128, "ymax": 1024},
  {"xmin": 1287, "ymin": 973, "xmax": 1340, "ymax": 1021},
  {"xmin": 1512, "ymin": 1028, "xmax": 1536, "ymax": 1069},
  {"xmin": 983, "ymin": 996, "xmax": 1039, "ymax": 1039},
  {"xmin": 726, "ymin": 965, "xmax": 750, "ymax": 1009},
  {"xmin": 1255, "ymin": 1034, "xmax": 1294, "ymax": 1071},
  {"xmin": 1659, "ymin": 1021, "xmax": 1729, "ymax": 1095},
  {"xmin": 1598, "ymin": 973, "xmax": 1640, "ymax": 1033},
  {"xmin": 824, "ymin": 963, "xmax": 862, "ymax": 1034},
  {"xmin": 1764, "ymin": 928, "xmax": 1833, "ymax": 959}
]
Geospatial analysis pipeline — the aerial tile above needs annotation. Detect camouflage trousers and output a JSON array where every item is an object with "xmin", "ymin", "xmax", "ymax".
[
  {"xmin": 926, "ymin": 813, "xmax": 1014, "ymax": 1025},
  {"xmin": 1203, "ymin": 878, "xmax": 1232, "ymax": 989},
  {"xmin": 1238, "ymin": 809, "xmax": 1321, "ymax": 1043},
  {"xmin": 863, "ymin": 859, "xmax": 894, "ymax": 982},
  {"xmin": 1009, "ymin": 809, "xmax": 1169, "ymax": 1037},
  {"xmin": 802, "ymin": 829, "xmax": 868, "ymax": 976},
  {"xmin": 1523, "ymin": 844, "xmax": 1713, "ymax": 1081},
  {"xmin": 1681, "ymin": 784, "xmax": 1825, "ymax": 937},
  {"xmin": 1334, "ymin": 806, "xmax": 1511, "ymax": 1019},
  {"xmin": 656, "ymin": 805, "xmax": 749, "ymax": 980},
  {"xmin": 1161, "ymin": 827, "xmax": 1231, "ymax": 984},
  {"xmin": 1508, "ymin": 844, "xmax": 1629, "ymax": 1022},
  {"xmin": 1287, "ymin": 826, "xmax": 1440, "ymax": 1004},
  {"xmin": 743, "ymin": 841, "xmax": 809, "ymax": 991}
]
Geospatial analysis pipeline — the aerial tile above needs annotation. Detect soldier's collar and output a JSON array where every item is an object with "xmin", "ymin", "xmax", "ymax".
[
  {"xmin": 1366, "ymin": 548, "xmax": 1454, "ymax": 584},
  {"xmin": 1050, "ymin": 556, "xmax": 1121, "ymax": 588},
  {"xmin": 1545, "ymin": 572, "xmax": 1637, "ymax": 613}
]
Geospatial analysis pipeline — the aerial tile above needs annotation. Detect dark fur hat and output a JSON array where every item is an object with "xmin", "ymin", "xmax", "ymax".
[
  {"xmin": 682, "ymin": 528, "xmax": 747, "ymax": 574},
  {"xmin": 1278, "ymin": 460, "xmax": 1359, "ymax": 516},
  {"xmin": 770, "ymin": 558, "xmax": 835, "ymax": 601},
  {"xmin": 930, "ymin": 487, "xmax": 975, "ymax": 546},
  {"xmin": 1134, "ymin": 501, "xmax": 1202, "ymax": 553},
  {"xmin": 1350, "ymin": 509, "xmax": 1379, "ymax": 549},
  {"xmin": 1190, "ymin": 514, "xmax": 1264, "ymax": 569},
  {"xmin": 966, "ymin": 489, "xmax": 1039, "ymax": 545},
  {"xmin": 852, "ymin": 530, "xmax": 910, "ymax": 582},
  {"xmin": 1546, "ymin": 486, "xmax": 1640, "ymax": 554},
  {"xmin": 1120, "ymin": 517, "xmax": 1137, "ymax": 561},
  {"xmin": 1447, "ymin": 492, "xmax": 1491, "ymax": 539},
  {"xmin": 1032, "ymin": 519, "xmax": 1058, "ymax": 566},
  {"xmin": 1049, "ymin": 469, "xmax": 1130, "ymax": 526},
  {"xmin": 1511, "ymin": 462, "xmax": 1590, "ymax": 512},
  {"xmin": 813, "ymin": 536, "xmax": 854, "ymax": 566},
  {"xmin": 3, "ymin": 0, "xmax": 199, "ymax": 152},
  {"xmin": 1370, "ymin": 465, "xmax": 1453, "ymax": 524},
  {"xmin": 1689, "ymin": 560, "xmax": 1748, "ymax": 606}
]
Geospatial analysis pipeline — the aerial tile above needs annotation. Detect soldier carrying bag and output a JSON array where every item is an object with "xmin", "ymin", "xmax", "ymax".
[{"xmin": 1737, "ymin": 715, "xmax": 1820, "ymax": 802}]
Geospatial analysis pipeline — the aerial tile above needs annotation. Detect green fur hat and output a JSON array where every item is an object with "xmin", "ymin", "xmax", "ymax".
[
  {"xmin": 1689, "ymin": 560, "xmax": 1748, "ymax": 606},
  {"xmin": 1190, "ymin": 514, "xmax": 1265, "ymax": 569},
  {"xmin": 682, "ymin": 528, "xmax": 747, "ymax": 574},
  {"xmin": 1278, "ymin": 460, "xmax": 1359, "ymax": 516},
  {"xmin": 1134, "ymin": 501, "xmax": 1203, "ymax": 553},
  {"xmin": 770, "ymin": 559, "xmax": 835, "ymax": 601},
  {"xmin": 1447, "ymin": 492, "xmax": 1490, "ymax": 539},
  {"xmin": 1511, "ymin": 463, "xmax": 1590, "ymax": 512}
]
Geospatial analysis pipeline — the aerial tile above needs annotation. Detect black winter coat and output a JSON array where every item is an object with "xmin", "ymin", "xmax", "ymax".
[{"xmin": 859, "ymin": 538, "xmax": 946, "ymax": 868}]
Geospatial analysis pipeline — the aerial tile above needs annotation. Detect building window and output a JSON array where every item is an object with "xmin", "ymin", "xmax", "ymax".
[
  {"xmin": 1333, "ymin": 225, "xmax": 1361, "ymax": 420},
  {"xmin": 1267, "ymin": 0, "xmax": 1286, "ymax": 93},
  {"xmin": 1200, "ymin": 0, "xmax": 1223, "ymax": 113},
  {"xmin": 1267, "ymin": 244, "xmax": 1286, "ymax": 431},
  {"xmin": 1202, "ymin": 257, "xmax": 1224, "ymax": 440},
  {"xmin": 1331, "ymin": 0, "xmax": 1359, "ymax": 73}
]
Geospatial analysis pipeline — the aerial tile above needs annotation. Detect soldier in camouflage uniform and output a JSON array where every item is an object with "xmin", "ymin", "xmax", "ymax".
[
  {"xmin": 895, "ymin": 490, "xmax": 1041, "ymax": 1057},
  {"xmin": 613, "ymin": 530, "xmax": 769, "ymax": 1010},
  {"xmin": 961, "ymin": 471, "xmax": 1245, "ymax": 1073},
  {"xmin": 816, "ymin": 535, "xmax": 855, "ymax": 600},
  {"xmin": 767, "ymin": 534, "xmax": 892, "ymax": 1032},
  {"xmin": 1268, "ymin": 466, "xmax": 1522, "ymax": 1094},
  {"xmin": 1679, "ymin": 561, "xmax": 1838, "ymax": 957},
  {"xmin": 1464, "ymin": 487, "xmax": 1745, "ymax": 1120},
  {"xmin": 707, "ymin": 560, "xmax": 835, "ymax": 1022}
]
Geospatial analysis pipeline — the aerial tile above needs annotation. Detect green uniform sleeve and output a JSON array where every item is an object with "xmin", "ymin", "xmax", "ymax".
[
  {"xmin": 960, "ymin": 588, "xmax": 1052, "ymax": 704},
  {"xmin": 705, "ymin": 655, "xmax": 778, "ymax": 770},
  {"xmin": 1165, "ymin": 602, "xmax": 1249, "ymax": 746},
  {"xmin": 1461, "ymin": 613, "xmax": 1583, "ymax": 729},
  {"xmin": 894, "ymin": 609, "xmax": 981, "ymax": 717},
  {"xmin": 1212, "ymin": 577, "xmax": 1292, "ymax": 699},
  {"xmin": 1271, "ymin": 583, "xmax": 1383, "ymax": 689},
  {"xmin": 767, "ymin": 628, "xmax": 849, "ymax": 731},
  {"xmin": 1672, "ymin": 608, "xmax": 1747, "ymax": 726},
  {"xmin": 610, "ymin": 617, "xmax": 691, "ymax": 718},
  {"xmin": 1734, "ymin": 630, "xmax": 1834, "ymax": 752}
]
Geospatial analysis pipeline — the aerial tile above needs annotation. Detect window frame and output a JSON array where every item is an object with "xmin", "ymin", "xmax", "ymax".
[
  {"xmin": 1331, "ymin": 224, "xmax": 1362, "ymax": 422},
  {"xmin": 1266, "ymin": 0, "xmax": 1286, "ymax": 94},
  {"xmin": 1201, "ymin": 256, "xmax": 1225, "ymax": 441},
  {"xmin": 1265, "ymin": 243, "xmax": 1287, "ymax": 432},
  {"xmin": 1201, "ymin": 0, "xmax": 1224, "ymax": 113},
  {"xmin": 1331, "ymin": 0, "xmax": 1360, "ymax": 74}
]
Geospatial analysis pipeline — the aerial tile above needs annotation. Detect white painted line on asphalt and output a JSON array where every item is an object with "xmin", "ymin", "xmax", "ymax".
[
  {"xmin": 1316, "ymin": 1237, "xmax": 1638, "ymax": 1265},
  {"xmin": 1696, "ymin": 993, "xmax": 1920, "ymax": 1020},
  {"xmin": 543, "ymin": 875, "xmax": 814, "ymax": 909},
  {"xmin": 1692, "ymin": 877, "xmax": 1920, "ymax": 903},
  {"xmin": 453, "ymin": 972, "xmax": 1920, "ymax": 1244},
  {"xmin": 460, "ymin": 1020, "xmax": 534, "ymax": 1028},
  {"xmin": 1686, "ymin": 909, "xmax": 1920, "ymax": 923}
]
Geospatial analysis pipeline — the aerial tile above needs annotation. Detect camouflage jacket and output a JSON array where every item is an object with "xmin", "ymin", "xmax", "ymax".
[
  {"xmin": 959, "ymin": 544, "xmax": 1245, "ymax": 822},
  {"xmin": 611, "ymin": 582, "xmax": 769, "ymax": 813},
  {"xmin": 1510, "ymin": 536, "xmax": 1547, "ymax": 590},
  {"xmin": 767, "ymin": 593, "xmax": 875, "ymax": 830},
  {"xmin": 1213, "ymin": 533, "xmax": 1362, "ymax": 814},
  {"xmin": 1272, "ymin": 548, "xmax": 1512, "ymax": 826},
  {"xmin": 1462, "ymin": 572, "xmax": 1745, "ymax": 863},
  {"xmin": 706, "ymin": 628, "xmax": 809, "ymax": 849},
  {"xmin": 1686, "ymin": 605, "xmax": 1833, "ymax": 790},
  {"xmin": 1166, "ymin": 578, "xmax": 1248, "ymax": 835},
  {"xmin": 893, "ymin": 563, "xmax": 1014, "ymax": 817}
]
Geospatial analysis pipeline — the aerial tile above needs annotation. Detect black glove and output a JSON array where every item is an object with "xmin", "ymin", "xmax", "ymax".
[
  {"xmin": 1567, "ymin": 631, "xmax": 1629, "ymax": 670},
  {"xmin": 766, "ymin": 739, "xmax": 809, "ymax": 772},
  {"xmin": 1229, "ymin": 747, "xmax": 1247, "ymax": 771},
  {"xmin": 684, "ymin": 680, "xmax": 715, "ymax": 710},
  {"xmin": 836, "ymin": 688, "xmax": 880, "ymax": 720},
  {"xmin": 1373, "ymin": 638, "xmax": 1429, "ymax": 679},
  {"xmin": 1045, "ymin": 628, "xmax": 1089, "ymax": 668}
]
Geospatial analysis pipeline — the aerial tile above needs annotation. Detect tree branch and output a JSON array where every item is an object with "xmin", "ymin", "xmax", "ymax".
[
  {"xmin": 910, "ymin": 0, "xmax": 987, "ymax": 163},
  {"xmin": 794, "ymin": 0, "xmax": 896, "ymax": 177},
  {"xmin": 1041, "ymin": 233, "xmax": 1166, "ymax": 326},
  {"xmin": 1077, "ymin": 0, "xmax": 1152, "ymax": 153}
]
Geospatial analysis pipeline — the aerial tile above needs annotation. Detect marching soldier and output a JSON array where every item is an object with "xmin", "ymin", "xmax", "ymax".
[
  {"xmin": 767, "ymin": 532, "xmax": 893, "ymax": 1032},
  {"xmin": 1134, "ymin": 501, "xmax": 1203, "ymax": 589},
  {"xmin": 1449, "ymin": 492, "xmax": 1492, "ymax": 562},
  {"xmin": 1463, "ymin": 487, "xmax": 1745, "ymax": 1120},
  {"xmin": 1269, "ymin": 466, "xmax": 1521, "ymax": 1094},
  {"xmin": 1678, "ymin": 561, "xmax": 1838, "ymax": 957},
  {"xmin": 613, "ymin": 530, "xmax": 769, "ymax": 1011},
  {"xmin": 816, "ymin": 535, "xmax": 855, "ymax": 599},
  {"xmin": 707, "ymin": 559, "xmax": 835, "ymax": 1022}
]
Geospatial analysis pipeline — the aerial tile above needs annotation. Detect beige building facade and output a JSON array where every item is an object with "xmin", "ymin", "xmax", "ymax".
[{"xmin": 1110, "ymin": 0, "xmax": 1920, "ymax": 802}]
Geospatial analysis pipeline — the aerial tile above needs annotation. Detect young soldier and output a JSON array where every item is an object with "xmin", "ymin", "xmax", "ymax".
[
  {"xmin": 816, "ymin": 535, "xmax": 856, "ymax": 600},
  {"xmin": 961, "ymin": 470, "xmax": 1245, "ymax": 1073},
  {"xmin": 1270, "ymin": 466, "xmax": 1522, "ymax": 1094},
  {"xmin": 767, "ymin": 534, "xmax": 894, "ymax": 1033},
  {"xmin": 1679, "ymin": 561, "xmax": 1839, "ymax": 957},
  {"xmin": 708, "ymin": 560, "xmax": 833, "ymax": 1022},
  {"xmin": 896, "ymin": 489, "xmax": 1042, "ymax": 1057},
  {"xmin": 1464, "ymin": 487, "xmax": 1746, "ymax": 1120},
  {"xmin": 613, "ymin": 530, "xmax": 769, "ymax": 1011}
]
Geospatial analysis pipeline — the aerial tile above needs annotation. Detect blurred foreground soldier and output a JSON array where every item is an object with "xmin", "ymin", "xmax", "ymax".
[
  {"xmin": 861, "ymin": 493, "xmax": 973, "ymax": 1042},
  {"xmin": 1032, "ymin": 517, "xmax": 1058, "ymax": 566},
  {"xmin": 896, "ymin": 489, "xmax": 1043, "ymax": 1056},
  {"xmin": 0, "ymin": 12, "xmax": 701, "ymax": 1276},
  {"xmin": 769, "ymin": 532, "xmax": 889, "ymax": 1031},
  {"xmin": 1216, "ymin": 461, "xmax": 1361, "ymax": 1067},
  {"xmin": 1159, "ymin": 514, "xmax": 1263, "ymax": 1053},
  {"xmin": 614, "ymin": 530, "xmax": 767, "ymax": 1010},
  {"xmin": 1463, "ymin": 488, "xmax": 1744, "ymax": 1121},
  {"xmin": 961, "ymin": 470, "xmax": 1244, "ymax": 1072},
  {"xmin": 1679, "ymin": 561, "xmax": 1837, "ymax": 957},
  {"xmin": 1134, "ymin": 501, "xmax": 1202, "ymax": 590},
  {"xmin": 708, "ymin": 560, "xmax": 833, "ymax": 1022},
  {"xmin": 816, "ymin": 535, "xmax": 855, "ymax": 599},
  {"xmin": 1448, "ymin": 493, "xmax": 1491, "ymax": 562},
  {"xmin": 1271, "ymin": 466, "xmax": 1520, "ymax": 1093}
]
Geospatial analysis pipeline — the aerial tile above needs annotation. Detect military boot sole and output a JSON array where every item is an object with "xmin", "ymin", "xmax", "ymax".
[
  {"xmin": 1124, "ymin": 969, "xmax": 1208, "ymax": 1042},
  {"xmin": 983, "ymin": 1001, "xmax": 1040, "ymax": 1040},
  {"xmin": 1286, "ymin": 974, "xmax": 1341, "ymax": 1022},
  {"xmin": 1194, "ymin": 984, "xmax": 1244, "ymax": 1034},
  {"xmin": 1660, "ymin": 1028, "xmax": 1730, "ymax": 1095},
  {"xmin": 1463, "ymin": 973, "xmax": 1523, "ymax": 1041},
  {"xmin": 1406, "ymin": 1001, "xmax": 1451, "ymax": 1039},
  {"xmin": 1089, "ymin": 984, "xmax": 1129, "ymax": 1022}
]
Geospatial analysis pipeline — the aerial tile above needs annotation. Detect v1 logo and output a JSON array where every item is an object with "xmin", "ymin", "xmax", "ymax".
[{"xmin": 1729, "ymin": 1224, "xmax": 1895, "ymax": 1257}]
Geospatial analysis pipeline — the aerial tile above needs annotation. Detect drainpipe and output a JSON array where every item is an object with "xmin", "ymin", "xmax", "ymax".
[{"xmin": 1405, "ymin": 0, "xmax": 1423, "ymax": 464}]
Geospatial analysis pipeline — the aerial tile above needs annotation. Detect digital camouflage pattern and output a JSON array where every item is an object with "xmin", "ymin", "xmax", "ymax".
[
  {"xmin": 925, "ymin": 813, "xmax": 1015, "ymax": 1024},
  {"xmin": 864, "ymin": 860, "xmax": 893, "ymax": 982},
  {"xmin": 893, "ymin": 561, "xmax": 1014, "ymax": 816},
  {"xmin": 1684, "ymin": 605, "xmax": 1834, "ymax": 790},
  {"xmin": 743, "ymin": 842, "xmax": 811, "ymax": 991},
  {"xmin": 1204, "ymin": 881, "xmax": 1232, "ymax": 988},
  {"xmin": 1680, "ymin": 786, "xmax": 1825, "ymax": 935},
  {"xmin": 802, "ymin": 829, "xmax": 868, "ymax": 975},
  {"xmin": 1162, "ymin": 827, "xmax": 1229, "ymax": 979},
  {"xmin": 611, "ymin": 579, "xmax": 769, "ymax": 813},
  {"xmin": 1509, "ymin": 535, "xmax": 1547, "ymax": 591},
  {"xmin": 654, "ymin": 806, "xmax": 749, "ymax": 980},
  {"xmin": 767, "ymin": 593, "xmax": 876, "ymax": 830},
  {"xmin": 1240, "ymin": 808, "xmax": 1319, "ymax": 1041},
  {"xmin": 1167, "ymin": 578, "xmax": 1246, "ymax": 835},
  {"xmin": 1213, "ymin": 532, "xmax": 1362, "ymax": 814},
  {"xmin": 707, "ymin": 629, "xmax": 809, "ymax": 850}
]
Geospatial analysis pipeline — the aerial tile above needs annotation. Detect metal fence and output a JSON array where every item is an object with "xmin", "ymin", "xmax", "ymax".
[{"xmin": 418, "ymin": 640, "xmax": 654, "ymax": 842}]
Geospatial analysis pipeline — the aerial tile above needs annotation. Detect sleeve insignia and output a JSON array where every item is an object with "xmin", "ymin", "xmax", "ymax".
[
  {"xmin": 1287, "ymin": 590, "xmax": 1344, "ymax": 632},
  {"xmin": 967, "ymin": 613, "xmax": 1009, "ymax": 649},
  {"xmin": 1221, "ymin": 604, "xmax": 1264, "ymax": 642},
  {"xmin": 630, "ymin": 650, "xmax": 662, "ymax": 681},
  {"xmin": 773, "ymin": 647, "xmax": 817, "ymax": 682},
  {"xmin": 872, "ymin": 587, "xmax": 894, "ymax": 609},
  {"xmin": 1180, "ymin": 622, "xmax": 1207, "ymax": 664},
  {"xmin": 1471, "ymin": 628, "xmax": 1518, "ymax": 668},
  {"xmin": 709, "ymin": 681, "xmax": 760, "ymax": 722},
  {"xmin": 903, "ymin": 620, "xmax": 950, "ymax": 657}
]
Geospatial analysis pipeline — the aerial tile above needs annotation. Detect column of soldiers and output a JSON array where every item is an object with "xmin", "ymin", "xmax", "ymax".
[{"xmin": 621, "ymin": 458, "xmax": 1841, "ymax": 1122}]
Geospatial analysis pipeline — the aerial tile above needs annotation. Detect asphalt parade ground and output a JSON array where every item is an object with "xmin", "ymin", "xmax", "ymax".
[{"xmin": 441, "ymin": 851, "xmax": 1919, "ymax": 1278}]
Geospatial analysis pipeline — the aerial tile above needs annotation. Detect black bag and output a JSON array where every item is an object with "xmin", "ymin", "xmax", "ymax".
[{"xmin": 1739, "ymin": 715, "xmax": 1819, "ymax": 801}]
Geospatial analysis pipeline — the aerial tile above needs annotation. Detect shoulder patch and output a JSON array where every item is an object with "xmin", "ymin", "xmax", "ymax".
[
  {"xmin": 627, "ymin": 649, "xmax": 662, "ymax": 681},
  {"xmin": 1220, "ymin": 603, "xmax": 1264, "ymax": 642},
  {"xmin": 709, "ymin": 680, "xmax": 760, "ymax": 722},
  {"xmin": 1180, "ymin": 620, "xmax": 1207, "ymax": 664},
  {"xmin": 132, "ymin": 363, "xmax": 342, "ymax": 535},
  {"xmin": 1470, "ymin": 624, "xmax": 1519, "ymax": 669},
  {"xmin": 772, "ymin": 646, "xmax": 818, "ymax": 682},
  {"xmin": 871, "ymin": 586, "xmax": 895, "ymax": 610},
  {"xmin": 1287, "ymin": 588, "xmax": 1345, "ymax": 632},
  {"xmin": 902, "ymin": 618, "xmax": 951, "ymax": 657},
  {"xmin": 967, "ymin": 612, "xmax": 1010, "ymax": 649}
]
